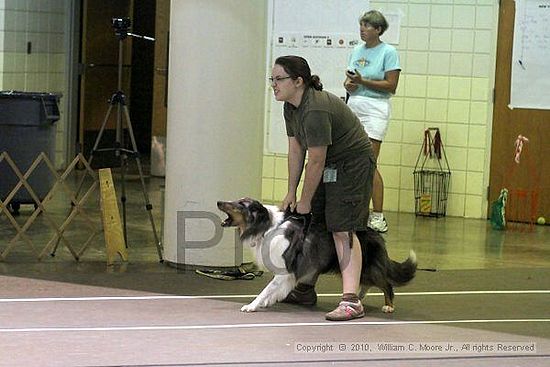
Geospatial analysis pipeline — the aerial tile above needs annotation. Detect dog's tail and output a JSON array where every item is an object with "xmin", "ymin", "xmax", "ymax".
[{"xmin": 388, "ymin": 250, "xmax": 417, "ymax": 286}]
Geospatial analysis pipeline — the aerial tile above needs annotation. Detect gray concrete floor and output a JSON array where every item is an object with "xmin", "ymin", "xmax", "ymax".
[{"xmin": 0, "ymin": 170, "xmax": 549, "ymax": 366}]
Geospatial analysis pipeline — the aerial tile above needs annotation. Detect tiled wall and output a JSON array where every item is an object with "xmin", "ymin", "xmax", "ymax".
[
  {"xmin": 262, "ymin": 0, "xmax": 498, "ymax": 219},
  {"xmin": 0, "ymin": 0, "xmax": 67, "ymax": 168}
]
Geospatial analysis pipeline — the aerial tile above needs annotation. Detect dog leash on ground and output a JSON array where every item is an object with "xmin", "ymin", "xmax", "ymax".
[{"xmin": 195, "ymin": 263, "xmax": 263, "ymax": 281}]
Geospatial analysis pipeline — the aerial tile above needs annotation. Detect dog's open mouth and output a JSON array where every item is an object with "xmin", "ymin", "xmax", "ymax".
[
  {"xmin": 221, "ymin": 214, "xmax": 234, "ymax": 227},
  {"xmin": 217, "ymin": 201, "xmax": 238, "ymax": 227}
]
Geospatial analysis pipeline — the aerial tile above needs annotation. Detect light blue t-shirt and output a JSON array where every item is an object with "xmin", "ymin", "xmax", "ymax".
[{"xmin": 348, "ymin": 42, "xmax": 401, "ymax": 99}]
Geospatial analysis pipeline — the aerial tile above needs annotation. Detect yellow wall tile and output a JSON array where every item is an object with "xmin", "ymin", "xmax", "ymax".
[
  {"xmin": 453, "ymin": 6, "xmax": 475, "ymax": 29},
  {"xmin": 397, "ymin": 51, "xmax": 408, "ymax": 72},
  {"xmin": 379, "ymin": 142, "xmax": 402, "ymax": 165},
  {"xmin": 401, "ymin": 143, "xmax": 422, "ymax": 168},
  {"xmin": 449, "ymin": 77, "xmax": 471, "ymax": 100},
  {"xmin": 400, "ymin": 167, "xmax": 415, "ymax": 191},
  {"xmin": 467, "ymin": 148, "xmax": 486, "ymax": 172},
  {"xmin": 274, "ymin": 156, "xmax": 288, "ymax": 179},
  {"xmin": 381, "ymin": 165, "xmax": 401, "ymax": 189},
  {"xmin": 427, "ymin": 76, "xmax": 449, "ymax": 98},
  {"xmin": 451, "ymin": 29, "xmax": 474, "ymax": 53},
  {"xmin": 408, "ymin": 4, "xmax": 431, "ymax": 27},
  {"xmin": 406, "ymin": 51, "xmax": 428, "ymax": 74},
  {"xmin": 446, "ymin": 123, "xmax": 469, "ymax": 147},
  {"xmin": 273, "ymin": 179, "xmax": 287, "ymax": 203},
  {"xmin": 468, "ymin": 125, "xmax": 487, "ymax": 148},
  {"xmin": 262, "ymin": 155, "xmax": 275, "ymax": 177},
  {"xmin": 450, "ymin": 53, "xmax": 473, "ymax": 76},
  {"xmin": 450, "ymin": 170, "xmax": 466, "ymax": 194},
  {"xmin": 403, "ymin": 98, "xmax": 426, "ymax": 120},
  {"xmin": 430, "ymin": 29, "xmax": 452, "ymax": 52},
  {"xmin": 471, "ymin": 78, "xmax": 489, "ymax": 101},
  {"xmin": 261, "ymin": 178, "xmax": 274, "ymax": 202},
  {"xmin": 399, "ymin": 189, "xmax": 415, "ymax": 213},
  {"xmin": 447, "ymin": 193, "xmax": 465, "ymax": 217},
  {"xmin": 476, "ymin": 6, "xmax": 495, "ymax": 29},
  {"xmin": 466, "ymin": 171, "xmax": 484, "ymax": 195},
  {"xmin": 407, "ymin": 28, "xmax": 430, "ymax": 51},
  {"xmin": 428, "ymin": 52, "xmax": 451, "ymax": 75},
  {"xmin": 426, "ymin": 99, "xmax": 448, "ymax": 122},
  {"xmin": 473, "ymin": 54, "xmax": 490, "ymax": 77},
  {"xmin": 430, "ymin": 5, "xmax": 453, "ymax": 28},
  {"xmin": 391, "ymin": 97, "xmax": 404, "ymax": 119},
  {"xmin": 445, "ymin": 146, "xmax": 468, "ymax": 171},
  {"xmin": 385, "ymin": 119, "xmax": 403, "ymax": 143},
  {"xmin": 470, "ymin": 101, "xmax": 488, "ymax": 124},
  {"xmin": 474, "ymin": 30, "xmax": 492, "ymax": 53},
  {"xmin": 447, "ymin": 100, "xmax": 470, "ymax": 123},
  {"xmin": 402, "ymin": 120, "xmax": 426, "ymax": 144},
  {"xmin": 404, "ymin": 75, "xmax": 427, "ymax": 98},
  {"xmin": 464, "ymin": 195, "xmax": 483, "ymax": 218},
  {"xmin": 384, "ymin": 188, "xmax": 400, "ymax": 212}
]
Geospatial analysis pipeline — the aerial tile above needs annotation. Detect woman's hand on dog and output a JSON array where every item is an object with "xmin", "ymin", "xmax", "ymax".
[
  {"xmin": 296, "ymin": 201, "xmax": 311, "ymax": 215},
  {"xmin": 282, "ymin": 192, "xmax": 297, "ymax": 211},
  {"xmin": 282, "ymin": 192, "xmax": 311, "ymax": 215},
  {"xmin": 282, "ymin": 194, "xmax": 311, "ymax": 215}
]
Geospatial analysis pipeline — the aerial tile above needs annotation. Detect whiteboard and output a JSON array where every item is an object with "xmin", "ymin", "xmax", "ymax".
[
  {"xmin": 266, "ymin": 0, "xmax": 370, "ymax": 154},
  {"xmin": 510, "ymin": 0, "xmax": 550, "ymax": 110}
]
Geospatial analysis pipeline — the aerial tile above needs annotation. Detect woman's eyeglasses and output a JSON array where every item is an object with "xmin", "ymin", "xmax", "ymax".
[{"xmin": 269, "ymin": 76, "xmax": 291, "ymax": 84}]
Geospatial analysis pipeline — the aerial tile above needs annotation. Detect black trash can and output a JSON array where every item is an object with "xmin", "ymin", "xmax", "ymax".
[{"xmin": 0, "ymin": 91, "xmax": 62, "ymax": 214}]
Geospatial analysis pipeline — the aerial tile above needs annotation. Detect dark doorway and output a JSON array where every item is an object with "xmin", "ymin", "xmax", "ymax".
[
  {"xmin": 78, "ymin": 0, "xmax": 156, "ymax": 168},
  {"xmin": 130, "ymin": 1, "xmax": 156, "ymax": 157}
]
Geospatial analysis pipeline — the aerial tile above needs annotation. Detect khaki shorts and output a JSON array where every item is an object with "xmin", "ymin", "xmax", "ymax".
[{"xmin": 311, "ymin": 152, "xmax": 376, "ymax": 232}]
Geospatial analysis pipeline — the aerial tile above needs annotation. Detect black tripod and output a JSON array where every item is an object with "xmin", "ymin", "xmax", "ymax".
[{"xmin": 53, "ymin": 18, "xmax": 163, "ymax": 262}]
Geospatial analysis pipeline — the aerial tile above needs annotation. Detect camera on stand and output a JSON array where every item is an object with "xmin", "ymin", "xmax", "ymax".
[{"xmin": 112, "ymin": 17, "xmax": 131, "ymax": 39}]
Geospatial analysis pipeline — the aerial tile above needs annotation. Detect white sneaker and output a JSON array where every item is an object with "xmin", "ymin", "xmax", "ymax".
[{"xmin": 368, "ymin": 216, "xmax": 388, "ymax": 233}]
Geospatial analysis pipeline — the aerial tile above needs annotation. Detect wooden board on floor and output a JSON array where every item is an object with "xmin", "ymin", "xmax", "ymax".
[{"xmin": 98, "ymin": 168, "xmax": 128, "ymax": 264}]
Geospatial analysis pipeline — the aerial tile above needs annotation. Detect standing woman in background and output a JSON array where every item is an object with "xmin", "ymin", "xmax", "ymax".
[{"xmin": 344, "ymin": 10, "xmax": 401, "ymax": 233}]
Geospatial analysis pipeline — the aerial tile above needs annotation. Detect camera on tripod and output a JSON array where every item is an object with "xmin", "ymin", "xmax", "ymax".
[{"xmin": 112, "ymin": 17, "xmax": 131, "ymax": 38}]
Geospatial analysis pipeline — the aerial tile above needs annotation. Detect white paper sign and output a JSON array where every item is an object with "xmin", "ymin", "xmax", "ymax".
[{"xmin": 510, "ymin": 0, "xmax": 550, "ymax": 110}]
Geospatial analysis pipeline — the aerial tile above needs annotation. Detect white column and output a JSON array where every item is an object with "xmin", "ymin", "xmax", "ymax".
[{"xmin": 163, "ymin": 0, "xmax": 267, "ymax": 266}]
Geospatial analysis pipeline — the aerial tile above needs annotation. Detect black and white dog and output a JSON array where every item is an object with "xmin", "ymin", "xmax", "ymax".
[{"xmin": 217, "ymin": 197, "xmax": 417, "ymax": 313}]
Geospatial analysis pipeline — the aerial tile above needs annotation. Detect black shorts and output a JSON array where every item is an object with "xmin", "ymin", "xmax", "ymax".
[{"xmin": 311, "ymin": 152, "xmax": 376, "ymax": 232}]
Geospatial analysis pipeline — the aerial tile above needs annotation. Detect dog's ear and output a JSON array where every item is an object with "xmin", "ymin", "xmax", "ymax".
[
  {"xmin": 246, "ymin": 200, "xmax": 269, "ymax": 224},
  {"xmin": 241, "ymin": 199, "xmax": 271, "ymax": 240}
]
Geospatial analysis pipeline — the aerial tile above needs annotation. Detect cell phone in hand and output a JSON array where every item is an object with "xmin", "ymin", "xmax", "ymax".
[{"xmin": 347, "ymin": 69, "xmax": 356, "ymax": 75}]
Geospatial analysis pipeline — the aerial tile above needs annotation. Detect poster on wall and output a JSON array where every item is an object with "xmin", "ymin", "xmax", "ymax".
[
  {"xmin": 380, "ymin": 11, "xmax": 402, "ymax": 45},
  {"xmin": 266, "ymin": 0, "xmax": 371, "ymax": 154},
  {"xmin": 510, "ymin": 0, "xmax": 550, "ymax": 110}
]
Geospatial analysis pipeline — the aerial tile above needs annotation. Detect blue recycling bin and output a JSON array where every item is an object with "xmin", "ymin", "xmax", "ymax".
[{"xmin": 0, "ymin": 91, "xmax": 61, "ymax": 214}]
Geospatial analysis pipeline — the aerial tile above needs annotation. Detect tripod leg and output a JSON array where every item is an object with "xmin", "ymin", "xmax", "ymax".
[
  {"xmin": 51, "ymin": 103, "xmax": 116, "ymax": 257},
  {"xmin": 118, "ymin": 146, "xmax": 129, "ymax": 248},
  {"xmin": 122, "ymin": 105, "xmax": 164, "ymax": 262},
  {"xmin": 117, "ymin": 103, "xmax": 129, "ymax": 249}
]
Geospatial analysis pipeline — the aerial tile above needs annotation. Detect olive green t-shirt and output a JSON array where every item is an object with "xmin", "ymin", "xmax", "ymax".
[{"xmin": 284, "ymin": 88, "xmax": 371, "ymax": 164}]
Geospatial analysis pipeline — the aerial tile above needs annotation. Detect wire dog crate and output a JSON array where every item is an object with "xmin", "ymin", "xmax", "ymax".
[{"xmin": 413, "ymin": 128, "xmax": 451, "ymax": 217}]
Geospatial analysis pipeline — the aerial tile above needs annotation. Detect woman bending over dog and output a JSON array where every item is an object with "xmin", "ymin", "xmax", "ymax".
[{"xmin": 271, "ymin": 55, "xmax": 376, "ymax": 321}]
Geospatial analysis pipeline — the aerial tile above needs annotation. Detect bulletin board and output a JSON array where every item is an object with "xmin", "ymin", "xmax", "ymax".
[
  {"xmin": 510, "ymin": 0, "xmax": 550, "ymax": 110},
  {"xmin": 265, "ymin": 0, "xmax": 369, "ymax": 154}
]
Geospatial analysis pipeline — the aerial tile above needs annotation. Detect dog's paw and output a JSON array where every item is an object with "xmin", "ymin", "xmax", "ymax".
[
  {"xmin": 382, "ymin": 305, "xmax": 394, "ymax": 313},
  {"xmin": 241, "ymin": 303, "xmax": 259, "ymax": 312}
]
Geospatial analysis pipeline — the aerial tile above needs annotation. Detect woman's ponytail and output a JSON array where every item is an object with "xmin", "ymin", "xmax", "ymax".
[{"xmin": 310, "ymin": 75, "xmax": 323, "ymax": 91}]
